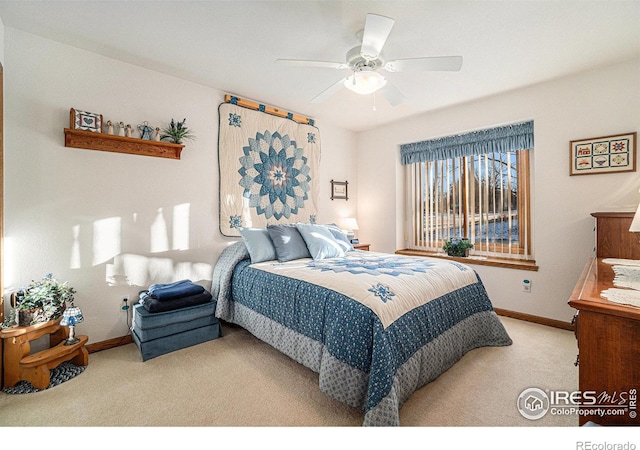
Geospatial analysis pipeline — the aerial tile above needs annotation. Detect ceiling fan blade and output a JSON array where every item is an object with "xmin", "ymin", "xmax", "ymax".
[
  {"xmin": 379, "ymin": 81, "xmax": 407, "ymax": 107},
  {"xmin": 310, "ymin": 78, "xmax": 345, "ymax": 103},
  {"xmin": 384, "ymin": 56, "xmax": 463, "ymax": 72},
  {"xmin": 360, "ymin": 13, "xmax": 395, "ymax": 60},
  {"xmin": 276, "ymin": 59, "xmax": 347, "ymax": 69}
]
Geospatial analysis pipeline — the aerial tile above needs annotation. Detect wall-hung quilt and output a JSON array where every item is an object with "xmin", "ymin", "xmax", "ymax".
[
  {"xmin": 218, "ymin": 103, "xmax": 321, "ymax": 237},
  {"xmin": 211, "ymin": 241, "xmax": 512, "ymax": 426}
]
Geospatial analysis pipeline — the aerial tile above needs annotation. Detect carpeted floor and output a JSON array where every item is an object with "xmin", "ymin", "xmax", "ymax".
[{"xmin": 0, "ymin": 316, "xmax": 579, "ymax": 428}]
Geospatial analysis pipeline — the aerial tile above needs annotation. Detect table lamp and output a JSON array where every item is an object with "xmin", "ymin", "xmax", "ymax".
[
  {"xmin": 340, "ymin": 217, "xmax": 359, "ymax": 242},
  {"xmin": 60, "ymin": 305, "xmax": 84, "ymax": 345}
]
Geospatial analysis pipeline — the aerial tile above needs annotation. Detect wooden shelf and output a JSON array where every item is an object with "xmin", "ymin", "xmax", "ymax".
[
  {"xmin": 64, "ymin": 128, "xmax": 184, "ymax": 159},
  {"xmin": 395, "ymin": 248, "xmax": 539, "ymax": 271}
]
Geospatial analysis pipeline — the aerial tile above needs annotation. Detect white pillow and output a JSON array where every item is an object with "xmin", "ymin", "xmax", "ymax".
[
  {"xmin": 325, "ymin": 224, "xmax": 355, "ymax": 252},
  {"xmin": 296, "ymin": 224, "xmax": 346, "ymax": 260}
]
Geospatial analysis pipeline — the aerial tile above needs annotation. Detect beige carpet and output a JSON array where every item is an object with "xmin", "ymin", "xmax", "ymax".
[{"xmin": 0, "ymin": 316, "xmax": 580, "ymax": 429}]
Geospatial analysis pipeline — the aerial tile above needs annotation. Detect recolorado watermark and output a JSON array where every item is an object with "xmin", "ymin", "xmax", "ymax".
[
  {"xmin": 575, "ymin": 443, "xmax": 636, "ymax": 450},
  {"xmin": 517, "ymin": 387, "xmax": 638, "ymax": 421}
]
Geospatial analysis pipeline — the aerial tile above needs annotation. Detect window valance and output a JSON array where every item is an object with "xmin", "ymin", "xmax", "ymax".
[{"xmin": 400, "ymin": 120, "xmax": 534, "ymax": 165}]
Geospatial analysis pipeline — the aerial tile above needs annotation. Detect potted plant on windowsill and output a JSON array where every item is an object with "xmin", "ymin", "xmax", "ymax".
[
  {"xmin": 443, "ymin": 238, "xmax": 474, "ymax": 257},
  {"xmin": 12, "ymin": 273, "xmax": 76, "ymax": 327}
]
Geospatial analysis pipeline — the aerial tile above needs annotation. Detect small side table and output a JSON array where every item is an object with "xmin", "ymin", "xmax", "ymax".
[{"xmin": 353, "ymin": 243, "xmax": 370, "ymax": 251}]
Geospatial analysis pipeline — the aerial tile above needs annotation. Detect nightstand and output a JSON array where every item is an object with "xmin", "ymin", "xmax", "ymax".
[{"xmin": 353, "ymin": 243, "xmax": 370, "ymax": 251}]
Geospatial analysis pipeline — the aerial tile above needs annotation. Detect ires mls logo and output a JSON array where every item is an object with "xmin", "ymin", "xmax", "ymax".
[
  {"xmin": 517, "ymin": 388, "xmax": 550, "ymax": 420},
  {"xmin": 629, "ymin": 388, "xmax": 637, "ymax": 419},
  {"xmin": 517, "ymin": 387, "xmax": 638, "ymax": 421}
]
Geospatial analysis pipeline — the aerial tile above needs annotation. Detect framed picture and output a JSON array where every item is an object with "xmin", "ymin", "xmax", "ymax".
[
  {"xmin": 70, "ymin": 108, "xmax": 103, "ymax": 133},
  {"xmin": 570, "ymin": 132, "xmax": 637, "ymax": 176},
  {"xmin": 330, "ymin": 180, "xmax": 348, "ymax": 200}
]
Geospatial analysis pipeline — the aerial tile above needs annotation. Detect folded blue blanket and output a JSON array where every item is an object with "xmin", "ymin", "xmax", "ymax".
[
  {"xmin": 149, "ymin": 279, "xmax": 192, "ymax": 291},
  {"xmin": 147, "ymin": 279, "xmax": 205, "ymax": 301},
  {"xmin": 140, "ymin": 290, "xmax": 212, "ymax": 313}
]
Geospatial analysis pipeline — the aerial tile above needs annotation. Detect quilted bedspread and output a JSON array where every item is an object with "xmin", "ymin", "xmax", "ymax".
[{"xmin": 212, "ymin": 241, "xmax": 512, "ymax": 426}]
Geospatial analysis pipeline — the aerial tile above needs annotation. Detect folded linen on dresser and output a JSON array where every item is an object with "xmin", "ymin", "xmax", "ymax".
[
  {"xmin": 147, "ymin": 279, "xmax": 205, "ymax": 301},
  {"xmin": 140, "ymin": 290, "xmax": 213, "ymax": 313},
  {"xmin": 610, "ymin": 265, "xmax": 640, "ymax": 290}
]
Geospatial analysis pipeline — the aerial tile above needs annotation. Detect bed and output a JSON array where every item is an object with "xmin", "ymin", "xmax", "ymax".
[{"xmin": 211, "ymin": 224, "xmax": 512, "ymax": 426}]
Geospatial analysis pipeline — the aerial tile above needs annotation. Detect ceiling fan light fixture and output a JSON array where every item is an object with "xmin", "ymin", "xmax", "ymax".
[{"xmin": 344, "ymin": 70, "xmax": 387, "ymax": 95}]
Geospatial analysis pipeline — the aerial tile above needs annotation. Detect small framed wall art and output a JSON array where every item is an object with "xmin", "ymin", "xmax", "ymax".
[
  {"xmin": 70, "ymin": 108, "xmax": 103, "ymax": 133},
  {"xmin": 331, "ymin": 180, "xmax": 348, "ymax": 200},
  {"xmin": 570, "ymin": 132, "xmax": 637, "ymax": 176}
]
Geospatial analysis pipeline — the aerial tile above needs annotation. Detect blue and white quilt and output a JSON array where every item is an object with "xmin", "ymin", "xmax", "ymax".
[
  {"xmin": 218, "ymin": 102, "xmax": 320, "ymax": 237},
  {"xmin": 212, "ymin": 242, "xmax": 512, "ymax": 426}
]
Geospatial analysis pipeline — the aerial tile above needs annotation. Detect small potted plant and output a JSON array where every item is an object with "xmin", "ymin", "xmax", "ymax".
[
  {"xmin": 160, "ymin": 118, "xmax": 195, "ymax": 144},
  {"xmin": 13, "ymin": 273, "xmax": 76, "ymax": 326},
  {"xmin": 443, "ymin": 238, "xmax": 474, "ymax": 257}
]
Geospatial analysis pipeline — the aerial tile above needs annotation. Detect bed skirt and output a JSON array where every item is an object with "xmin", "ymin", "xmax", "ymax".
[{"xmin": 227, "ymin": 300, "xmax": 509, "ymax": 426}]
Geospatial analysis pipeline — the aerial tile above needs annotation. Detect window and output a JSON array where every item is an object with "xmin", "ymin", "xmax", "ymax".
[{"xmin": 401, "ymin": 121, "xmax": 533, "ymax": 261}]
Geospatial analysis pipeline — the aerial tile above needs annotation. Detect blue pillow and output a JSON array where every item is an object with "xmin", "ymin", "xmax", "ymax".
[
  {"xmin": 238, "ymin": 227, "xmax": 277, "ymax": 263},
  {"xmin": 296, "ymin": 224, "xmax": 346, "ymax": 260},
  {"xmin": 325, "ymin": 224, "xmax": 355, "ymax": 252},
  {"xmin": 267, "ymin": 224, "xmax": 311, "ymax": 262}
]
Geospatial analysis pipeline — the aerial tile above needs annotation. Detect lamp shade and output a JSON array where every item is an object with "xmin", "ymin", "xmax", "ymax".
[
  {"xmin": 631, "ymin": 205, "xmax": 640, "ymax": 232},
  {"xmin": 344, "ymin": 70, "xmax": 386, "ymax": 95},
  {"xmin": 340, "ymin": 217, "xmax": 359, "ymax": 231},
  {"xmin": 60, "ymin": 306, "xmax": 84, "ymax": 326}
]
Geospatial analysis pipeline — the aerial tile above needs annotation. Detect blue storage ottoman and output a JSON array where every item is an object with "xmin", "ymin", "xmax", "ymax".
[{"xmin": 132, "ymin": 301, "xmax": 221, "ymax": 361}]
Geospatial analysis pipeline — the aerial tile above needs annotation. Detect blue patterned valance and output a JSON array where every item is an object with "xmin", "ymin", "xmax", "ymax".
[{"xmin": 400, "ymin": 120, "xmax": 534, "ymax": 165}]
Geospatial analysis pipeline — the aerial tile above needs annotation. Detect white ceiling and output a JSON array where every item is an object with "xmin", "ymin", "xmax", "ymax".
[{"xmin": 0, "ymin": 0, "xmax": 639, "ymax": 132}]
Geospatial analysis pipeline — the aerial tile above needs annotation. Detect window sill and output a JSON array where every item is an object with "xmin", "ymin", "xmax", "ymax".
[{"xmin": 395, "ymin": 249, "xmax": 539, "ymax": 271}]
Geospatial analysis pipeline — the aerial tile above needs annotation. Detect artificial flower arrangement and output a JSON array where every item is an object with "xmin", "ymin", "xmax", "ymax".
[{"xmin": 2, "ymin": 273, "xmax": 75, "ymax": 327}]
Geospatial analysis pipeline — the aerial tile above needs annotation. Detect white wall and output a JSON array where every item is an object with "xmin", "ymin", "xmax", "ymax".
[
  {"xmin": 4, "ymin": 24, "xmax": 638, "ymax": 339},
  {"xmin": 357, "ymin": 58, "xmax": 640, "ymax": 323},
  {"xmin": 2, "ymin": 28, "xmax": 357, "ymax": 343},
  {"xmin": 0, "ymin": 16, "xmax": 4, "ymax": 65}
]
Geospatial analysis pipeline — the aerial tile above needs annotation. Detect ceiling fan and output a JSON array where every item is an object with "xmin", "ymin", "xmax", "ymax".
[{"xmin": 275, "ymin": 13, "xmax": 463, "ymax": 106}]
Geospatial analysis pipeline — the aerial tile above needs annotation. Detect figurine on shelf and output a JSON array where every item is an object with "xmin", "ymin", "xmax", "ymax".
[
  {"xmin": 154, "ymin": 127, "xmax": 161, "ymax": 141},
  {"xmin": 138, "ymin": 121, "xmax": 154, "ymax": 140},
  {"xmin": 118, "ymin": 121, "xmax": 125, "ymax": 137},
  {"xmin": 106, "ymin": 120, "xmax": 114, "ymax": 135},
  {"xmin": 125, "ymin": 124, "xmax": 132, "ymax": 138}
]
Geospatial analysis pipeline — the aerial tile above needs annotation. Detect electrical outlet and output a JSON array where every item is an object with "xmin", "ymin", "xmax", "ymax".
[
  {"xmin": 522, "ymin": 279, "xmax": 531, "ymax": 293},
  {"xmin": 121, "ymin": 295, "xmax": 130, "ymax": 311}
]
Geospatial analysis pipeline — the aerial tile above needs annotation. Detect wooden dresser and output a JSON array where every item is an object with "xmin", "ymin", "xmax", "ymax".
[{"xmin": 568, "ymin": 212, "xmax": 640, "ymax": 426}]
